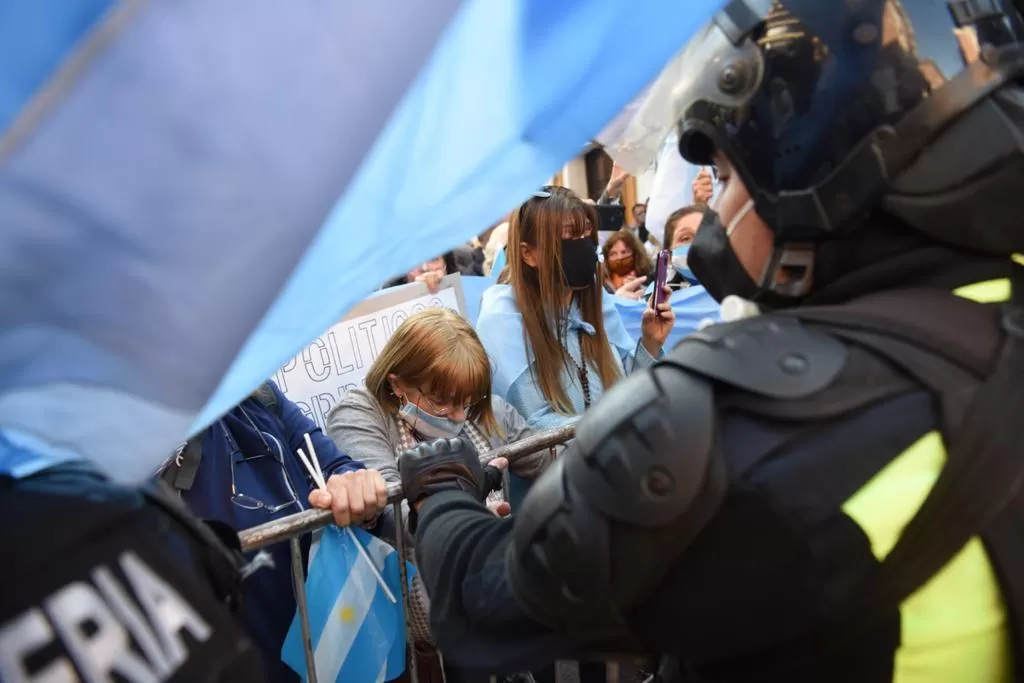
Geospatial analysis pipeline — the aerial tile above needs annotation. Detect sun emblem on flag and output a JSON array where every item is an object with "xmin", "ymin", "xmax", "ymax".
[{"xmin": 339, "ymin": 605, "xmax": 356, "ymax": 623}]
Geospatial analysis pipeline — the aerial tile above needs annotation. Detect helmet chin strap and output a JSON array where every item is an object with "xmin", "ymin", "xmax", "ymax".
[
  {"xmin": 726, "ymin": 198, "xmax": 816, "ymax": 300},
  {"xmin": 761, "ymin": 243, "xmax": 817, "ymax": 299}
]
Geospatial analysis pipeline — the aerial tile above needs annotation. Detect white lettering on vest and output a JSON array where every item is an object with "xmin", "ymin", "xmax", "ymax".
[
  {"xmin": 1, "ymin": 552, "xmax": 218, "ymax": 682},
  {"xmin": 45, "ymin": 581, "xmax": 159, "ymax": 683},
  {"xmin": 120, "ymin": 551, "xmax": 212, "ymax": 671},
  {"xmin": 92, "ymin": 566, "xmax": 171, "ymax": 679},
  {"xmin": 0, "ymin": 608, "xmax": 77, "ymax": 683}
]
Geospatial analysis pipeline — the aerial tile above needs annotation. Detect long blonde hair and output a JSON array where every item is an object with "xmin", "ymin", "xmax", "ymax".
[
  {"xmin": 364, "ymin": 308, "xmax": 499, "ymax": 436},
  {"xmin": 507, "ymin": 186, "xmax": 621, "ymax": 414}
]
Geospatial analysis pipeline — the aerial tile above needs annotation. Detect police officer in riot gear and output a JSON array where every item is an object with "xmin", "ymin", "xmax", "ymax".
[{"xmin": 400, "ymin": 0, "xmax": 1024, "ymax": 681}]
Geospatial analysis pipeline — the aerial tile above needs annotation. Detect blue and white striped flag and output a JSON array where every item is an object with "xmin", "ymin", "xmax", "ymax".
[
  {"xmin": 281, "ymin": 526, "xmax": 413, "ymax": 683},
  {"xmin": 0, "ymin": 0, "xmax": 725, "ymax": 483}
]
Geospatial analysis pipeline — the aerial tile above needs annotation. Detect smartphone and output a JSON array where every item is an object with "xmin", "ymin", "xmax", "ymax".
[
  {"xmin": 653, "ymin": 249, "xmax": 671, "ymax": 313},
  {"xmin": 594, "ymin": 204, "xmax": 626, "ymax": 233}
]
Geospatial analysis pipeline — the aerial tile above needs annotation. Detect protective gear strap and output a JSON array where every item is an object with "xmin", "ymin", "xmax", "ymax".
[{"xmin": 160, "ymin": 436, "xmax": 203, "ymax": 491}]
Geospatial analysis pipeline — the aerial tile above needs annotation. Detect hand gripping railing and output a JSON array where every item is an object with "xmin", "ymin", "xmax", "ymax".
[
  {"xmin": 236, "ymin": 425, "xmax": 577, "ymax": 683},
  {"xmin": 238, "ymin": 424, "xmax": 575, "ymax": 551}
]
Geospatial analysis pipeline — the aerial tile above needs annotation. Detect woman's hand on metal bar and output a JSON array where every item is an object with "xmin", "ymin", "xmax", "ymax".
[{"xmin": 238, "ymin": 424, "xmax": 575, "ymax": 552}]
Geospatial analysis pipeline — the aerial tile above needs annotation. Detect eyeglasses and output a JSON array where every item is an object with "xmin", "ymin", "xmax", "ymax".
[
  {"xmin": 410, "ymin": 386, "xmax": 482, "ymax": 417},
  {"xmin": 225, "ymin": 415, "xmax": 301, "ymax": 514}
]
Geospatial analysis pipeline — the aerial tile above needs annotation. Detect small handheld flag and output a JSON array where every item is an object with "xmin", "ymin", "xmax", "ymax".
[{"xmin": 281, "ymin": 526, "xmax": 413, "ymax": 683}]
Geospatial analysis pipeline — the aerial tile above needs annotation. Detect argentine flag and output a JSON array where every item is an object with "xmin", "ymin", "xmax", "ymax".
[
  {"xmin": 0, "ymin": 0, "xmax": 724, "ymax": 483},
  {"xmin": 282, "ymin": 526, "xmax": 414, "ymax": 683}
]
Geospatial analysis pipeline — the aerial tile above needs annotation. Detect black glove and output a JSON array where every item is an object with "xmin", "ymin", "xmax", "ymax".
[{"xmin": 399, "ymin": 437, "xmax": 504, "ymax": 510}]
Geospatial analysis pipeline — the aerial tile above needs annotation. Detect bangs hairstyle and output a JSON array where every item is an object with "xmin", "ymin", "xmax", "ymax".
[
  {"xmin": 364, "ymin": 308, "xmax": 499, "ymax": 437},
  {"xmin": 507, "ymin": 186, "xmax": 621, "ymax": 414},
  {"xmin": 601, "ymin": 229, "xmax": 653, "ymax": 275}
]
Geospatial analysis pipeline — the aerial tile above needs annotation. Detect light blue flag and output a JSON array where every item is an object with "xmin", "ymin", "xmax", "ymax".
[
  {"xmin": 0, "ymin": 0, "xmax": 463, "ymax": 481},
  {"xmin": 461, "ymin": 275, "xmax": 496, "ymax": 327},
  {"xmin": 490, "ymin": 247, "xmax": 509, "ymax": 284},
  {"xmin": 281, "ymin": 527, "xmax": 413, "ymax": 683},
  {"xmin": 613, "ymin": 286, "xmax": 721, "ymax": 351},
  {"xmin": 1, "ymin": 0, "xmax": 725, "ymax": 483},
  {"xmin": 194, "ymin": 0, "xmax": 725, "ymax": 434}
]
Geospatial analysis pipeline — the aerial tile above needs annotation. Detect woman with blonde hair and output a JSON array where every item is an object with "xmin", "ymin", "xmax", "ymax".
[
  {"xmin": 326, "ymin": 307, "xmax": 550, "ymax": 517},
  {"xmin": 326, "ymin": 307, "xmax": 548, "ymax": 682},
  {"xmin": 476, "ymin": 185, "xmax": 675, "ymax": 431}
]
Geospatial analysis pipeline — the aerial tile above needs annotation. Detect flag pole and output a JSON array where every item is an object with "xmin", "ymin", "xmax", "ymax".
[
  {"xmin": 290, "ymin": 537, "xmax": 319, "ymax": 683},
  {"xmin": 393, "ymin": 500, "xmax": 419, "ymax": 683},
  {"xmin": 298, "ymin": 442, "xmax": 397, "ymax": 603}
]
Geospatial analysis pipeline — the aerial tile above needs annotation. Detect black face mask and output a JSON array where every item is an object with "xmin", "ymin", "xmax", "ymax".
[
  {"xmin": 687, "ymin": 209, "xmax": 761, "ymax": 303},
  {"xmin": 560, "ymin": 237, "xmax": 598, "ymax": 290}
]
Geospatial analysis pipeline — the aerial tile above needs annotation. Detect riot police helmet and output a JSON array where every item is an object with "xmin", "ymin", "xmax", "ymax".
[{"xmin": 668, "ymin": 0, "xmax": 1024, "ymax": 301}]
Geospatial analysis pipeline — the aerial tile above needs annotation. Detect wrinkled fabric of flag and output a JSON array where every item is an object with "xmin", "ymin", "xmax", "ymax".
[
  {"xmin": 281, "ymin": 527, "xmax": 411, "ymax": 683},
  {"xmin": 0, "ymin": 0, "xmax": 724, "ymax": 483}
]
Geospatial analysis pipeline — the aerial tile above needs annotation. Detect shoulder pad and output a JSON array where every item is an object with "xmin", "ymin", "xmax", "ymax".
[
  {"xmin": 664, "ymin": 315, "xmax": 848, "ymax": 400},
  {"xmin": 508, "ymin": 364, "xmax": 727, "ymax": 633},
  {"xmin": 570, "ymin": 361, "xmax": 715, "ymax": 527}
]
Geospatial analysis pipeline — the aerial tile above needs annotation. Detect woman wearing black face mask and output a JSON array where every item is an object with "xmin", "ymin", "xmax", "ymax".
[{"xmin": 476, "ymin": 186, "xmax": 675, "ymax": 436}]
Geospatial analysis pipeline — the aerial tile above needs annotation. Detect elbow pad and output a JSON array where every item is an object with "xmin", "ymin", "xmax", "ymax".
[{"xmin": 505, "ymin": 362, "xmax": 726, "ymax": 636}]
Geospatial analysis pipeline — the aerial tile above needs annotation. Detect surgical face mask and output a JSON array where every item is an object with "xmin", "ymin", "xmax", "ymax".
[
  {"xmin": 671, "ymin": 244, "xmax": 696, "ymax": 283},
  {"xmin": 398, "ymin": 401, "xmax": 466, "ymax": 439},
  {"xmin": 561, "ymin": 237, "xmax": 598, "ymax": 290},
  {"xmin": 606, "ymin": 254, "xmax": 636, "ymax": 277},
  {"xmin": 688, "ymin": 200, "xmax": 761, "ymax": 302}
]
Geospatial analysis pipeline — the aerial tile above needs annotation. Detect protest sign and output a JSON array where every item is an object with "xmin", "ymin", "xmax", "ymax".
[{"xmin": 274, "ymin": 274, "xmax": 468, "ymax": 429}]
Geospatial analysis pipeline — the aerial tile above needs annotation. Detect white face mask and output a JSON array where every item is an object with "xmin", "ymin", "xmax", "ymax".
[
  {"xmin": 671, "ymin": 244, "xmax": 696, "ymax": 282},
  {"xmin": 398, "ymin": 401, "xmax": 466, "ymax": 439}
]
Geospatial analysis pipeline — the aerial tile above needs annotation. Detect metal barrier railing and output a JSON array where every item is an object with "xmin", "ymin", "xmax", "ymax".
[{"xmin": 237, "ymin": 424, "xmax": 578, "ymax": 683}]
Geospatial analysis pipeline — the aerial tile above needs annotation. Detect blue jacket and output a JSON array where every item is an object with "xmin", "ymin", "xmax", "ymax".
[{"xmin": 180, "ymin": 380, "xmax": 363, "ymax": 682}]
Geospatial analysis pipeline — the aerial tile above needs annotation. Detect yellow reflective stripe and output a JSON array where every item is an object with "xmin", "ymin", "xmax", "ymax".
[
  {"xmin": 953, "ymin": 279, "xmax": 1011, "ymax": 303},
  {"xmin": 842, "ymin": 432, "xmax": 943, "ymax": 560},
  {"xmin": 842, "ymin": 431, "xmax": 1011, "ymax": 683},
  {"xmin": 1014, "ymin": 254, "xmax": 1024, "ymax": 266}
]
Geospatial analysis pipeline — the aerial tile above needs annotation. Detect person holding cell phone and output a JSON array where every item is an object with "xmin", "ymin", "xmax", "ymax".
[
  {"xmin": 661, "ymin": 204, "xmax": 707, "ymax": 291},
  {"xmin": 476, "ymin": 185, "xmax": 675, "ymax": 436}
]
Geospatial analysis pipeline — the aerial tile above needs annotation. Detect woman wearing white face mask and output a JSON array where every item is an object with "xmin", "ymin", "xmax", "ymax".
[
  {"xmin": 326, "ymin": 308, "xmax": 552, "ymax": 680},
  {"xmin": 326, "ymin": 308, "xmax": 552, "ymax": 529},
  {"xmin": 661, "ymin": 204, "xmax": 706, "ymax": 290},
  {"xmin": 658, "ymin": 198, "xmax": 758, "ymax": 294}
]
